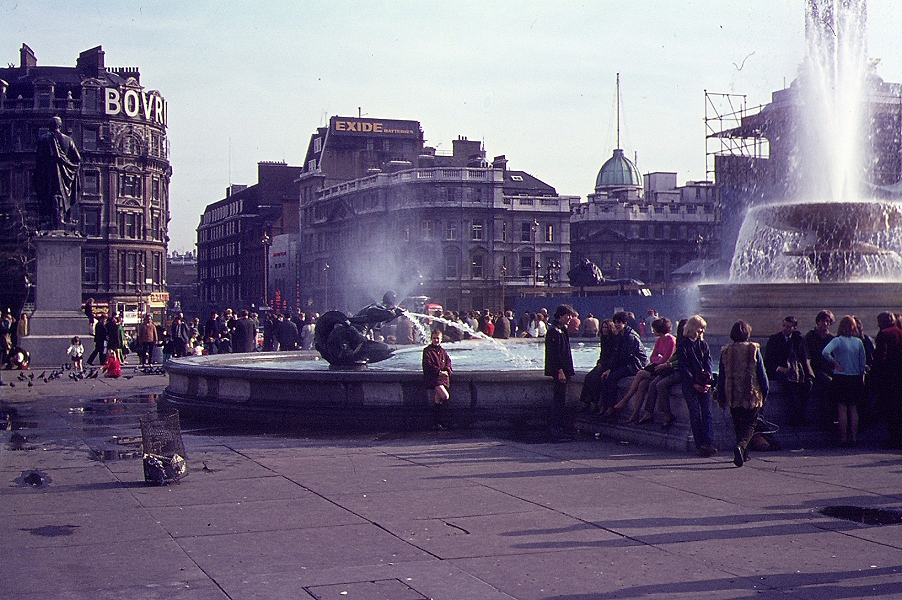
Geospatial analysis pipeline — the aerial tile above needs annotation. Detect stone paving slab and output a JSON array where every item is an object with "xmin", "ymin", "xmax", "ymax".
[{"xmin": 2, "ymin": 375, "xmax": 902, "ymax": 599}]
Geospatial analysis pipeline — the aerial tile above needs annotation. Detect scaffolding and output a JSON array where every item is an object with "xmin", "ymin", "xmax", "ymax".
[{"xmin": 704, "ymin": 91, "xmax": 769, "ymax": 182}]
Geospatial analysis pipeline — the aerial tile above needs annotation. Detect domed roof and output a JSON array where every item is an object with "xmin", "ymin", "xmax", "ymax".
[{"xmin": 595, "ymin": 148, "xmax": 641, "ymax": 191}]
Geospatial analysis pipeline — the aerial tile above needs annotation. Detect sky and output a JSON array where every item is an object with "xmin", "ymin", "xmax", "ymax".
[{"xmin": 5, "ymin": 1, "xmax": 902, "ymax": 253}]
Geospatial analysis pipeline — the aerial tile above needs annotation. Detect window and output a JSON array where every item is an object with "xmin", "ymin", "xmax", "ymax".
[
  {"xmin": 445, "ymin": 221, "xmax": 458, "ymax": 241},
  {"xmin": 83, "ymin": 254, "xmax": 98, "ymax": 284},
  {"xmin": 153, "ymin": 253, "xmax": 162, "ymax": 284},
  {"xmin": 120, "ymin": 212, "xmax": 140, "ymax": 238},
  {"xmin": 152, "ymin": 177, "xmax": 160, "ymax": 202},
  {"xmin": 401, "ymin": 223, "xmax": 410, "ymax": 242},
  {"xmin": 471, "ymin": 220, "xmax": 484, "ymax": 241},
  {"xmin": 421, "ymin": 219, "xmax": 433, "ymax": 240},
  {"xmin": 544, "ymin": 223, "xmax": 553, "ymax": 242},
  {"xmin": 0, "ymin": 170, "xmax": 9, "ymax": 198},
  {"xmin": 501, "ymin": 221, "xmax": 507, "ymax": 242},
  {"xmin": 121, "ymin": 174, "xmax": 142, "ymax": 198},
  {"xmin": 519, "ymin": 255, "xmax": 533, "ymax": 277},
  {"xmin": 83, "ymin": 128, "xmax": 98, "ymax": 151},
  {"xmin": 511, "ymin": 175, "xmax": 524, "ymax": 181},
  {"xmin": 83, "ymin": 171, "xmax": 99, "ymax": 195},
  {"xmin": 124, "ymin": 252, "xmax": 137, "ymax": 284},
  {"xmin": 520, "ymin": 222, "xmax": 532, "ymax": 242},
  {"xmin": 82, "ymin": 208, "xmax": 100, "ymax": 237},
  {"xmin": 471, "ymin": 254, "xmax": 484, "ymax": 279},
  {"xmin": 445, "ymin": 253, "xmax": 459, "ymax": 278},
  {"xmin": 121, "ymin": 136, "xmax": 139, "ymax": 155},
  {"xmin": 313, "ymin": 137, "xmax": 322, "ymax": 153}
]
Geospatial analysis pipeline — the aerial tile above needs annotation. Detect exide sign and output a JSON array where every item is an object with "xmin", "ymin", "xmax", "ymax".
[
  {"xmin": 331, "ymin": 116, "xmax": 418, "ymax": 137},
  {"xmin": 105, "ymin": 88, "xmax": 167, "ymax": 127}
]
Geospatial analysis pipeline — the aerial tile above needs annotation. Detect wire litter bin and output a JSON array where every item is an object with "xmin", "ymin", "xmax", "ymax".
[{"xmin": 140, "ymin": 410, "xmax": 188, "ymax": 485}]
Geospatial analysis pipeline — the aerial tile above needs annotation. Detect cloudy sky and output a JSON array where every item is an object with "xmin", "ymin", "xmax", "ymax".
[{"xmin": 5, "ymin": 1, "xmax": 902, "ymax": 253}]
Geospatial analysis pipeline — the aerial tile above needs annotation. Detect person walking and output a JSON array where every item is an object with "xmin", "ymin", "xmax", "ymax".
[
  {"xmin": 717, "ymin": 321, "xmax": 769, "ymax": 467},
  {"xmin": 86, "ymin": 314, "xmax": 108, "ymax": 366}
]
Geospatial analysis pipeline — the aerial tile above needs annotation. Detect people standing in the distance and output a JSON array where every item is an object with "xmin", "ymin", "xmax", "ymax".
[
  {"xmin": 101, "ymin": 349, "xmax": 122, "ymax": 378},
  {"xmin": 231, "ymin": 309, "xmax": 257, "ymax": 353},
  {"xmin": 34, "ymin": 116, "xmax": 82, "ymax": 231},
  {"xmin": 423, "ymin": 329, "xmax": 453, "ymax": 430},
  {"xmin": 821, "ymin": 315, "xmax": 867, "ymax": 447},
  {"xmin": 677, "ymin": 315, "xmax": 717, "ymax": 457},
  {"xmin": 805, "ymin": 309, "xmax": 836, "ymax": 423},
  {"xmin": 545, "ymin": 304, "xmax": 578, "ymax": 441},
  {"xmin": 170, "ymin": 315, "xmax": 191, "ymax": 358},
  {"xmin": 717, "ymin": 321, "xmax": 769, "ymax": 467},
  {"xmin": 764, "ymin": 316, "xmax": 813, "ymax": 426},
  {"xmin": 872, "ymin": 311, "xmax": 902, "ymax": 448},
  {"xmin": 137, "ymin": 314, "xmax": 159, "ymax": 366},
  {"xmin": 0, "ymin": 312, "xmax": 12, "ymax": 369},
  {"xmin": 66, "ymin": 336, "xmax": 85, "ymax": 372},
  {"xmin": 106, "ymin": 314, "xmax": 123, "ymax": 362},
  {"xmin": 84, "ymin": 298, "xmax": 95, "ymax": 331}
]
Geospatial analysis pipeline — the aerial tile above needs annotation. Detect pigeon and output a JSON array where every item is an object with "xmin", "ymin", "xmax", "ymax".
[
  {"xmin": 8, "ymin": 382, "xmax": 14, "ymax": 387},
  {"xmin": 27, "ymin": 381, "xmax": 33, "ymax": 387},
  {"xmin": 29, "ymin": 372, "xmax": 34, "ymax": 380},
  {"xmin": 37, "ymin": 371, "xmax": 46, "ymax": 380},
  {"xmin": 68, "ymin": 372, "xmax": 78, "ymax": 381}
]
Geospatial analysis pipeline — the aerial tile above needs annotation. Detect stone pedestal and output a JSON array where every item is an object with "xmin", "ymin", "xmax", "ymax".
[{"xmin": 24, "ymin": 233, "xmax": 88, "ymax": 368}]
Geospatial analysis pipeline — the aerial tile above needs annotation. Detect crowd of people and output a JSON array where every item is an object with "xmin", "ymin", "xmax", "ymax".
[{"xmin": 536, "ymin": 305, "xmax": 902, "ymax": 463}]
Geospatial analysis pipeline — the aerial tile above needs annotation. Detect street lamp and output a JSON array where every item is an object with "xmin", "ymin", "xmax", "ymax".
[
  {"xmin": 532, "ymin": 219, "xmax": 539, "ymax": 287},
  {"xmin": 322, "ymin": 263, "xmax": 330, "ymax": 311},
  {"xmin": 261, "ymin": 232, "xmax": 272, "ymax": 307},
  {"xmin": 499, "ymin": 265, "xmax": 507, "ymax": 313}
]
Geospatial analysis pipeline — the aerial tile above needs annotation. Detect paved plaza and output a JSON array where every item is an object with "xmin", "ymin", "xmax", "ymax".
[{"xmin": 1, "ymin": 370, "xmax": 901, "ymax": 599}]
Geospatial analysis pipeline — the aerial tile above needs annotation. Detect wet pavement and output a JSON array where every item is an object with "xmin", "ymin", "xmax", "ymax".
[{"xmin": 2, "ymin": 366, "xmax": 902, "ymax": 599}]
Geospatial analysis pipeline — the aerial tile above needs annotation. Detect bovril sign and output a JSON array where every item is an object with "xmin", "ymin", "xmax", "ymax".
[{"xmin": 104, "ymin": 88, "xmax": 167, "ymax": 127}]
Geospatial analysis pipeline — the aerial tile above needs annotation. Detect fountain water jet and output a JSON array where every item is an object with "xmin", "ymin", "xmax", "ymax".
[{"xmin": 700, "ymin": 0, "xmax": 902, "ymax": 335}]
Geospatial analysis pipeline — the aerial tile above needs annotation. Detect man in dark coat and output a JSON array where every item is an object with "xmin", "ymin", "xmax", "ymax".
[
  {"xmin": 275, "ymin": 313, "xmax": 299, "ymax": 351},
  {"xmin": 545, "ymin": 304, "xmax": 578, "ymax": 440},
  {"xmin": 873, "ymin": 311, "xmax": 902, "ymax": 448},
  {"xmin": 590, "ymin": 311, "xmax": 648, "ymax": 417},
  {"xmin": 86, "ymin": 314, "xmax": 108, "ymax": 365},
  {"xmin": 804, "ymin": 309, "xmax": 835, "ymax": 422},
  {"xmin": 232, "ymin": 310, "xmax": 258, "ymax": 353},
  {"xmin": 764, "ymin": 316, "xmax": 814, "ymax": 425}
]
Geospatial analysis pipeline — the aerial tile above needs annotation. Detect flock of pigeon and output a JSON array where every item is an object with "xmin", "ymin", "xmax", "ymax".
[{"xmin": 6, "ymin": 363, "xmax": 166, "ymax": 387}]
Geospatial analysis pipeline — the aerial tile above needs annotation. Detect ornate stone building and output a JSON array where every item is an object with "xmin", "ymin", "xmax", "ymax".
[
  {"xmin": 570, "ymin": 148, "xmax": 718, "ymax": 285},
  {"xmin": 297, "ymin": 117, "xmax": 575, "ymax": 313},
  {"xmin": 0, "ymin": 44, "xmax": 171, "ymax": 320}
]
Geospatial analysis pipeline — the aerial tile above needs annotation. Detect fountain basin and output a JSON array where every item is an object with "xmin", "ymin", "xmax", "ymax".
[
  {"xmin": 161, "ymin": 348, "xmax": 580, "ymax": 430},
  {"xmin": 698, "ymin": 281, "xmax": 902, "ymax": 337}
]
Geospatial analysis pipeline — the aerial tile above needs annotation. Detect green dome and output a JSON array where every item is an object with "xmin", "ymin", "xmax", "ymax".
[{"xmin": 595, "ymin": 148, "xmax": 641, "ymax": 191}]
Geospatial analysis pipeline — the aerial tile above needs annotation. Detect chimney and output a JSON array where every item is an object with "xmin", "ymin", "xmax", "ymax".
[
  {"xmin": 492, "ymin": 155, "xmax": 508, "ymax": 171},
  {"xmin": 19, "ymin": 44, "xmax": 37, "ymax": 70},
  {"xmin": 76, "ymin": 46, "xmax": 105, "ymax": 77}
]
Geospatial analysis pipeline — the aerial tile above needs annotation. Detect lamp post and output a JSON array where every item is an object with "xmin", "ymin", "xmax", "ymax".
[
  {"xmin": 499, "ymin": 265, "xmax": 507, "ymax": 313},
  {"xmin": 322, "ymin": 263, "xmax": 330, "ymax": 311},
  {"xmin": 532, "ymin": 219, "xmax": 539, "ymax": 287},
  {"xmin": 261, "ymin": 232, "xmax": 272, "ymax": 307}
]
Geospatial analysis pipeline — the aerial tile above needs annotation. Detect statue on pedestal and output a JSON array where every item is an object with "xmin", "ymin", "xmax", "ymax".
[{"xmin": 34, "ymin": 116, "xmax": 82, "ymax": 232}]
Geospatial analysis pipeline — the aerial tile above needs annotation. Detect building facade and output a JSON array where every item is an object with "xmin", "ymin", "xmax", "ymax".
[
  {"xmin": 299, "ymin": 125, "xmax": 575, "ymax": 313},
  {"xmin": 570, "ymin": 147, "xmax": 718, "ymax": 285},
  {"xmin": 197, "ymin": 162, "xmax": 301, "ymax": 311},
  {"xmin": 0, "ymin": 44, "xmax": 171, "ymax": 319}
]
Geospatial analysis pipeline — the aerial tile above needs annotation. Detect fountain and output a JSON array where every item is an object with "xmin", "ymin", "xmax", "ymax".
[{"xmin": 699, "ymin": 0, "xmax": 902, "ymax": 336}]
